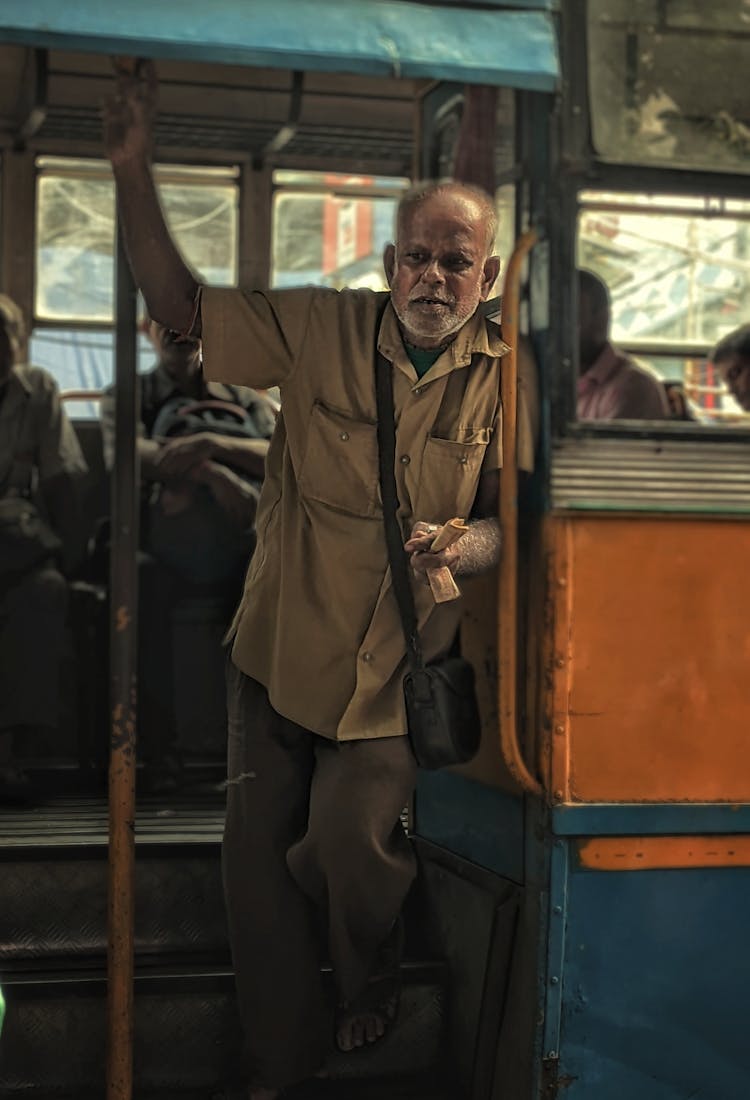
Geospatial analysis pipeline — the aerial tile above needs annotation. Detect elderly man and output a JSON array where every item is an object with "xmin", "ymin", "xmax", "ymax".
[
  {"xmin": 0, "ymin": 294, "xmax": 87, "ymax": 801},
  {"xmin": 712, "ymin": 324, "xmax": 750, "ymax": 412},
  {"xmin": 577, "ymin": 269, "xmax": 670, "ymax": 420},
  {"xmin": 104, "ymin": 61, "xmax": 537, "ymax": 1100}
]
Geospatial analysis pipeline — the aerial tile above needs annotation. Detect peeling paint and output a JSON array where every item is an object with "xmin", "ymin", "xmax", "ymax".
[{"xmin": 115, "ymin": 604, "xmax": 131, "ymax": 632}]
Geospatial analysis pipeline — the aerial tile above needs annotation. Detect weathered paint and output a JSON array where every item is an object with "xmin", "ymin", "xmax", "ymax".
[
  {"xmin": 548, "ymin": 515, "xmax": 750, "ymax": 803},
  {"xmin": 553, "ymin": 801, "xmax": 750, "ymax": 836},
  {"xmin": 577, "ymin": 835, "xmax": 750, "ymax": 870},
  {"xmin": 556, "ymin": 859, "xmax": 750, "ymax": 1100},
  {"xmin": 414, "ymin": 770, "xmax": 525, "ymax": 883},
  {"xmin": 0, "ymin": 0, "xmax": 560, "ymax": 91}
]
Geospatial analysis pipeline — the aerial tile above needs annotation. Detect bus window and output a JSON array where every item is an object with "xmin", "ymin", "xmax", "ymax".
[
  {"xmin": 32, "ymin": 157, "xmax": 239, "ymax": 410},
  {"xmin": 587, "ymin": 0, "xmax": 750, "ymax": 176},
  {"xmin": 271, "ymin": 170, "xmax": 407, "ymax": 290},
  {"xmin": 576, "ymin": 189, "xmax": 750, "ymax": 424}
]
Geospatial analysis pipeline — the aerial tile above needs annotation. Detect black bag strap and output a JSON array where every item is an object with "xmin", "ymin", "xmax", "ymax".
[{"xmin": 374, "ymin": 302, "xmax": 424, "ymax": 673}]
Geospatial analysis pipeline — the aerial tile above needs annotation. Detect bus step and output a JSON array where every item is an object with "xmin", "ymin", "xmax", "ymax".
[{"xmin": 0, "ymin": 961, "xmax": 447, "ymax": 1095}]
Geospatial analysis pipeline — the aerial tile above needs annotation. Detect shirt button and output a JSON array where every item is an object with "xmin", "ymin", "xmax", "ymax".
[
  {"xmin": 414, "ymin": 387, "xmax": 422, "ymax": 395},
  {"xmin": 361, "ymin": 651, "xmax": 374, "ymax": 663},
  {"xmin": 400, "ymin": 454, "xmax": 410, "ymax": 465},
  {"xmin": 339, "ymin": 431, "xmax": 349, "ymax": 442},
  {"xmin": 458, "ymin": 454, "xmax": 468, "ymax": 465}
]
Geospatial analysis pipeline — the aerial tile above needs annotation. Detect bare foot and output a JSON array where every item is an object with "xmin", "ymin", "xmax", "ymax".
[
  {"xmin": 336, "ymin": 1007, "xmax": 388, "ymax": 1051},
  {"xmin": 335, "ymin": 917, "xmax": 402, "ymax": 1053}
]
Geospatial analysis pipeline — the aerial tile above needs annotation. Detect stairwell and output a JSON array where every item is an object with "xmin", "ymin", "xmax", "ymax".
[{"xmin": 0, "ymin": 791, "xmax": 451, "ymax": 1099}]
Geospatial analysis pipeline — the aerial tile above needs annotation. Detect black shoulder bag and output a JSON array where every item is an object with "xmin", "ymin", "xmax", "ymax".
[{"xmin": 375, "ymin": 339, "xmax": 481, "ymax": 770}]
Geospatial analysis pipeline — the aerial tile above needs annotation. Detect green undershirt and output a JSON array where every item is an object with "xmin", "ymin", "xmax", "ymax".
[{"xmin": 405, "ymin": 344, "xmax": 443, "ymax": 378}]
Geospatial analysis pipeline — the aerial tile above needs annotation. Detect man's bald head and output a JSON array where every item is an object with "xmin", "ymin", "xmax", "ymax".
[{"xmin": 395, "ymin": 180, "xmax": 498, "ymax": 257}]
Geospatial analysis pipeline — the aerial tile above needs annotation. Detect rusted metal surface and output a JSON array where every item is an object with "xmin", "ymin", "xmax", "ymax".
[
  {"xmin": 548, "ymin": 514, "xmax": 750, "ymax": 803},
  {"xmin": 577, "ymin": 835, "xmax": 750, "ymax": 870},
  {"xmin": 106, "ymin": 225, "xmax": 139, "ymax": 1100}
]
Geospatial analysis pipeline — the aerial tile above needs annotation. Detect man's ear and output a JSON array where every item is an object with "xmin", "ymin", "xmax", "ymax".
[
  {"xmin": 383, "ymin": 243, "xmax": 396, "ymax": 287},
  {"xmin": 480, "ymin": 255, "xmax": 501, "ymax": 299}
]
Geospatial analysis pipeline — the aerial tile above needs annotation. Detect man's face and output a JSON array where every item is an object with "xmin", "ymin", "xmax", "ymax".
[
  {"xmin": 149, "ymin": 321, "xmax": 201, "ymax": 383},
  {"xmin": 718, "ymin": 353, "xmax": 750, "ymax": 412},
  {"xmin": 383, "ymin": 192, "xmax": 499, "ymax": 349}
]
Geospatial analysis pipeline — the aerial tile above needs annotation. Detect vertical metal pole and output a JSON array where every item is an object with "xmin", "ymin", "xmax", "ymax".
[{"xmin": 106, "ymin": 222, "xmax": 139, "ymax": 1100}]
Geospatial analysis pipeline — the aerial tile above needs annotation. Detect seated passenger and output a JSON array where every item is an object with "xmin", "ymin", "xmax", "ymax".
[
  {"xmin": 712, "ymin": 324, "xmax": 750, "ymax": 412},
  {"xmin": 100, "ymin": 321, "xmax": 274, "ymax": 791},
  {"xmin": 0, "ymin": 294, "xmax": 87, "ymax": 802},
  {"xmin": 577, "ymin": 270, "xmax": 670, "ymax": 420}
]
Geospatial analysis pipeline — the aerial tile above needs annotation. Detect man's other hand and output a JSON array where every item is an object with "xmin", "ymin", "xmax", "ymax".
[
  {"xmin": 103, "ymin": 58, "xmax": 157, "ymax": 167},
  {"xmin": 156, "ymin": 433, "xmax": 216, "ymax": 478}
]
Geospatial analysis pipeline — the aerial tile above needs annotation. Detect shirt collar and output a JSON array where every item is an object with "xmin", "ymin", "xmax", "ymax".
[
  {"xmin": 377, "ymin": 300, "xmax": 510, "ymax": 389},
  {"xmin": 8, "ymin": 364, "xmax": 33, "ymax": 396},
  {"xmin": 577, "ymin": 341, "xmax": 621, "ymax": 395}
]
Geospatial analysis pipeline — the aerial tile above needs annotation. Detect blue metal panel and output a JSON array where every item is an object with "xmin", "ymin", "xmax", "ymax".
[
  {"xmin": 414, "ymin": 771, "xmax": 524, "ymax": 881},
  {"xmin": 553, "ymin": 802, "xmax": 750, "ymax": 838},
  {"xmin": 558, "ymin": 863, "xmax": 750, "ymax": 1100},
  {"xmin": 541, "ymin": 839, "xmax": 568, "ymax": 1061},
  {"xmin": 0, "ymin": 1, "xmax": 559, "ymax": 91}
]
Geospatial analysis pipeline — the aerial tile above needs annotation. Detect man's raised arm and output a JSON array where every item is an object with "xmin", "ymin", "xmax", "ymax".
[{"xmin": 103, "ymin": 60, "xmax": 200, "ymax": 334}]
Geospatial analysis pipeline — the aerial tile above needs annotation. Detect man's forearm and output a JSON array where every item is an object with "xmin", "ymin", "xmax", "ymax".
[
  {"xmin": 113, "ymin": 159, "xmax": 199, "ymax": 333},
  {"xmin": 210, "ymin": 437, "xmax": 269, "ymax": 479},
  {"xmin": 454, "ymin": 517, "xmax": 502, "ymax": 576}
]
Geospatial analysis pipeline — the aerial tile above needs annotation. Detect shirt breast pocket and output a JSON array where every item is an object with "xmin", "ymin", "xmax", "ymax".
[
  {"xmin": 299, "ymin": 402, "xmax": 380, "ymax": 519},
  {"xmin": 416, "ymin": 429, "xmax": 491, "ymax": 522}
]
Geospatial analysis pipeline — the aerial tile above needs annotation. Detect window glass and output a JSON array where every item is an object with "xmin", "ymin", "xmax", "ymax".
[
  {"xmin": 30, "ymin": 328, "xmax": 154, "ymax": 420},
  {"xmin": 577, "ymin": 191, "xmax": 750, "ymax": 424},
  {"xmin": 587, "ymin": 0, "xmax": 750, "ymax": 175},
  {"xmin": 35, "ymin": 158, "xmax": 238, "ymax": 324},
  {"xmin": 36, "ymin": 170, "xmax": 115, "ymax": 322},
  {"xmin": 271, "ymin": 172, "xmax": 407, "ymax": 290}
]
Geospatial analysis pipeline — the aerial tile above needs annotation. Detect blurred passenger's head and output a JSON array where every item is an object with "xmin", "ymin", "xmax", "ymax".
[
  {"xmin": 384, "ymin": 181, "xmax": 500, "ymax": 349},
  {"xmin": 578, "ymin": 270, "xmax": 611, "ymax": 372},
  {"xmin": 147, "ymin": 320, "xmax": 201, "ymax": 384},
  {"xmin": 0, "ymin": 294, "xmax": 25, "ymax": 387},
  {"xmin": 713, "ymin": 324, "xmax": 750, "ymax": 412}
]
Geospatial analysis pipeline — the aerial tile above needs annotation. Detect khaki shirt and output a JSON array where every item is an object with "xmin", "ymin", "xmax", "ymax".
[
  {"xmin": 0, "ymin": 365, "xmax": 87, "ymax": 493},
  {"xmin": 202, "ymin": 287, "xmax": 538, "ymax": 741}
]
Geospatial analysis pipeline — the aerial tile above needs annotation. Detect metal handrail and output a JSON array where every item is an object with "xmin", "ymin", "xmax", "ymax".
[
  {"xmin": 498, "ymin": 229, "xmax": 543, "ymax": 797},
  {"xmin": 106, "ymin": 226, "xmax": 139, "ymax": 1100}
]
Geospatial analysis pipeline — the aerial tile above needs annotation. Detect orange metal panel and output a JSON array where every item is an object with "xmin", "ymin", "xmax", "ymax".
[
  {"xmin": 578, "ymin": 835, "xmax": 750, "ymax": 870},
  {"xmin": 550, "ymin": 515, "xmax": 750, "ymax": 803}
]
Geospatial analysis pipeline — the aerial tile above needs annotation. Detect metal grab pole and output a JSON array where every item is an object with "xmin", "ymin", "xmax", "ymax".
[
  {"xmin": 498, "ymin": 229, "xmax": 543, "ymax": 797},
  {"xmin": 106, "ymin": 223, "xmax": 139, "ymax": 1100}
]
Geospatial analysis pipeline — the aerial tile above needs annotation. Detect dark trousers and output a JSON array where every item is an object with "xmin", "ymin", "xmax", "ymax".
[
  {"xmin": 0, "ymin": 564, "xmax": 67, "ymax": 731},
  {"xmin": 222, "ymin": 663, "xmax": 417, "ymax": 1089}
]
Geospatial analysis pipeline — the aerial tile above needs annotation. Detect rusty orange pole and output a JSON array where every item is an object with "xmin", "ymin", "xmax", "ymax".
[
  {"xmin": 499, "ymin": 230, "xmax": 543, "ymax": 797},
  {"xmin": 106, "ymin": 221, "xmax": 139, "ymax": 1100}
]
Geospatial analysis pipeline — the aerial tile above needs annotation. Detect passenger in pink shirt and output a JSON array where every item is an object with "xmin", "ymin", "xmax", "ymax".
[{"xmin": 577, "ymin": 270, "xmax": 670, "ymax": 420}]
